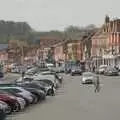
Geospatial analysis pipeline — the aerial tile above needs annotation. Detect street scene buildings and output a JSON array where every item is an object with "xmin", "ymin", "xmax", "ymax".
[
  {"xmin": 0, "ymin": 15, "xmax": 120, "ymax": 120},
  {"xmin": 1, "ymin": 16, "xmax": 120, "ymax": 71}
]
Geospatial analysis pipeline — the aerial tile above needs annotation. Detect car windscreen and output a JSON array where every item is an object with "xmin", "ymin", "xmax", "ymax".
[
  {"xmin": 4, "ymin": 88, "xmax": 21, "ymax": 93},
  {"xmin": 83, "ymin": 73, "xmax": 94, "ymax": 77},
  {"xmin": 72, "ymin": 66, "xmax": 80, "ymax": 69},
  {"xmin": 36, "ymin": 79, "xmax": 53, "ymax": 86},
  {"xmin": 100, "ymin": 66, "xmax": 107, "ymax": 69}
]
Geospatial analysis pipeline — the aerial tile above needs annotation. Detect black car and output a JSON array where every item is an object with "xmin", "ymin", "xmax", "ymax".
[
  {"xmin": 17, "ymin": 84, "xmax": 46, "ymax": 101},
  {"xmin": 71, "ymin": 66, "xmax": 82, "ymax": 76},
  {"xmin": 32, "ymin": 80, "xmax": 56, "ymax": 96}
]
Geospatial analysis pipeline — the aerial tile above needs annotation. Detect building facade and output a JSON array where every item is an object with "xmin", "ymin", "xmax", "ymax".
[
  {"xmin": 91, "ymin": 16, "xmax": 120, "ymax": 67},
  {"xmin": 67, "ymin": 40, "xmax": 83, "ymax": 61},
  {"xmin": 53, "ymin": 43, "xmax": 65, "ymax": 62}
]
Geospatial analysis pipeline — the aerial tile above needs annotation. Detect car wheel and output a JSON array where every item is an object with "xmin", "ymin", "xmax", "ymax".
[
  {"xmin": 6, "ymin": 106, "xmax": 12, "ymax": 114},
  {"xmin": 47, "ymin": 89, "xmax": 54, "ymax": 96},
  {"xmin": 12, "ymin": 102, "xmax": 19, "ymax": 112},
  {"xmin": 34, "ymin": 96, "xmax": 38, "ymax": 104}
]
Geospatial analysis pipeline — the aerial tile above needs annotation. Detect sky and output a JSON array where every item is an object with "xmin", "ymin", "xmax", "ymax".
[{"xmin": 0, "ymin": 0, "xmax": 119, "ymax": 31}]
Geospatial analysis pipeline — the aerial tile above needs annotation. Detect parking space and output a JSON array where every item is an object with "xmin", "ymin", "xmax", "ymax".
[{"xmin": 7, "ymin": 74, "xmax": 120, "ymax": 120}]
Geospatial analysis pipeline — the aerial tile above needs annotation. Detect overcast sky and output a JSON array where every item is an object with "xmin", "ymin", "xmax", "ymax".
[{"xmin": 0, "ymin": 0, "xmax": 119, "ymax": 31}]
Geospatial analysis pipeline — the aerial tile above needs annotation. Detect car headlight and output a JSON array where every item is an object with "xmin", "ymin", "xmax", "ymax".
[
  {"xmin": 72, "ymin": 70, "xmax": 75, "ymax": 72},
  {"xmin": 9, "ymin": 96, "xmax": 16, "ymax": 99},
  {"xmin": 58, "ymin": 76, "xmax": 62, "ymax": 79},
  {"xmin": 109, "ymin": 71, "xmax": 112, "ymax": 73}
]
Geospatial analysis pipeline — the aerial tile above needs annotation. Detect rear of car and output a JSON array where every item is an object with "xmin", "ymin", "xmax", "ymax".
[{"xmin": 71, "ymin": 66, "xmax": 82, "ymax": 76}]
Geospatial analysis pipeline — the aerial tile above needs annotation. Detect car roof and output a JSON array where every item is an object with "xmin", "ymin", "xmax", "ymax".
[
  {"xmin": 99, "ymin": 65, "xmax": 107, "ymax": 67},
  {"xmin": 33, "ymin": 74, "xmax": 55, "ymax": 81},
  {"xmin": 82, "ymin": 72, "xmax": 95, "ymax": 76}
]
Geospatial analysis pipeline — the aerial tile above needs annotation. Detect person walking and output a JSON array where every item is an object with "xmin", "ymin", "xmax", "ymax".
[
  {"xmin": 93, "ymin": 65, "xmax": 95, "ymax": 73},
  {"xmin": 22, "ymin": 71, "xmax": 25, "ymax": 81},
  {"xmin": 51, "ymin": 83, "xmax": 55, "ymax": 96},
  {"xmin": 94, "ymin": 76, "xmax": 100, "ymax": 93}
]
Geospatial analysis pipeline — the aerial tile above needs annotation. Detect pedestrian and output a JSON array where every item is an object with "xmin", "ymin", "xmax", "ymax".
[
  {"xmin": 51, "ymin": 83, "xmax": 55, "ymax": 96},
  {"xmin": 93, "ymin": 65, "xmax": 95, "ymax": 72},
  {"xmin": 94, "ymin": 76, "xmax": 100, "ymax": 93},
  {"xmin": 22, "ymin": 71, "xmax": 25, "ymax": 81}
]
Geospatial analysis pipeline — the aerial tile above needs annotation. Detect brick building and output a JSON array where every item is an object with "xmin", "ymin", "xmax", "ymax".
[
  {"xmin": 53, "ymin": 43, "xmax": 65, "ymax": 62},
  {"xmin": 91, "ymin": 16, "xmax": 120, "ymax": 67}
]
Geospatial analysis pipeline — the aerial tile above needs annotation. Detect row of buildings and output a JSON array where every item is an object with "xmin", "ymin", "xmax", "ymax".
[
  {"xmin": 40, "ymin": 16, "xmax": 120, "ymax": 68},
  {"xmin": 0, "ymin": 16, "xmax": 120, "ymax": 68}
]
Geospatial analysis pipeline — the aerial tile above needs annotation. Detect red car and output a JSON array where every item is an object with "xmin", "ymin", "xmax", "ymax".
[{"xmin": 0, "ymin": 94, "xmax": 19, "ymax": 114}]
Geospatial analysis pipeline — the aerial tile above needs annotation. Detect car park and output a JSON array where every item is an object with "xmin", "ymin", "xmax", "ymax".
[
  {"xmin": 0, "ymin": 65, "xmax": 64, "ymax": 119},
  {"xmin": 40, "ymin": 71, "xmax": 63, "ymax": 84}
]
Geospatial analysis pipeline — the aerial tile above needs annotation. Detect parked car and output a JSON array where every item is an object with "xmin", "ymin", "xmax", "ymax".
[
  {"xmin": 0, "ymin": 87, "xmax": 34, "ymax": 105},
  {"xmin": 0, "ymin": 90, "xmax": 25, "ymax": 111},
  {"xmin": 0, "ymin": 88, "xmax": 29, "ymax": 107},
  {"xmin": 32, "ymin": 80, "xmax": 56, "ymax": 96},
  {"xmin": 16, "ymin": 84, "xmax": 46, "ymax": 101},
  {"xmin": 97, "ymin": 65, "xmax": 108, "ymax": 74},
  {"xmin": 82, "ymin": 72, "xmax": 97, "ymax": 84},
  {"xmin": 33, "ymin": 74, "xmax": 57, "ymax": 88},
  {"xmin": 0, "ymin": 100, "xmax": 11, "ymax": 114},
  {"xmin": 65, "ymin": 66, "xmax": 71, "ymax": 74},
  {"xmin": 0, "ymin": 93, "xmax": 19, "ymax": 113},
  {"xmin": 40, "ymin": 71, "xmax": 63, "ymax": 84},
  {"xmin": 104, "ymin": 66, "xmax": 119, "ymax": 76},
  {"xmin": 70, "ymin": 66, "xmax": 82, "ymax": 76}
]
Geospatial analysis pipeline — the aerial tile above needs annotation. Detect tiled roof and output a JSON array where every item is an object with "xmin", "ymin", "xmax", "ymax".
[{"xmin": 0, "ymin": 44, "xmax": 8, "ymax": 51}]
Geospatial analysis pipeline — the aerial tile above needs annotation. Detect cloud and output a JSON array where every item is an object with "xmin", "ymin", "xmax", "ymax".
[{"xmin": 15, "ymin": 0, "xmax": 25, "ymax": 3}]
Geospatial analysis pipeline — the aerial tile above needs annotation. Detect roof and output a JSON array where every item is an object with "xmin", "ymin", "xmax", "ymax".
[{"xmin": 0, "ymin": 44, "xmax": 8, "ymax": 51}]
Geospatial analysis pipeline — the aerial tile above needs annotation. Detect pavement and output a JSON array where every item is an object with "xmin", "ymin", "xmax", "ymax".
[
  {"xmin": 7, "ymin": 74, "xmax": 120, "ymax": 120},
  {"xmin": 0, "ymin": 73, "xmax": 21, "ymax": 83}
]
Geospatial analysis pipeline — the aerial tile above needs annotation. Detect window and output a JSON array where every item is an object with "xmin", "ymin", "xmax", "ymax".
[{"xmin": 8, "ymin": 88, "xmax": 21, "ymax": 93}]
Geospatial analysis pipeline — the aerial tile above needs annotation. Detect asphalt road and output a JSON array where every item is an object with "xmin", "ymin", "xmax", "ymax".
[
  {"xmin": 0, "ymin": 73, "xmax": 21, "ymax": 83},
  {"xmin": 8, "ymin": 74, "xmax": 120, "ymax": 120}
]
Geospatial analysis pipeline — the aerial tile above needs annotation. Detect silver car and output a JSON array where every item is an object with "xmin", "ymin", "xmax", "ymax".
[{"xmin": 82, "ymin": 72, "xmax": 97, "ymax": 84}]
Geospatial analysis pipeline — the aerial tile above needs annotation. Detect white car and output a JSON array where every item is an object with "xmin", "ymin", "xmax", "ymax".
[
  {"xmin": 0, "ymin": 87, "xmax": 33, "ymax": 104},
  {"xmin": 98, "ymin": 65, "xmax": 107, "ymax": 74},
  {"xmin": 82, "ymin": 72, "xmax": 97, "ymax": 84}
]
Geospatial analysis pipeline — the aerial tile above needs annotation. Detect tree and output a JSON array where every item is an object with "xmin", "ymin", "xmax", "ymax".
[{"xmin": 64, "ymin": 25, "xmax": 82, "ymax": 33}]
